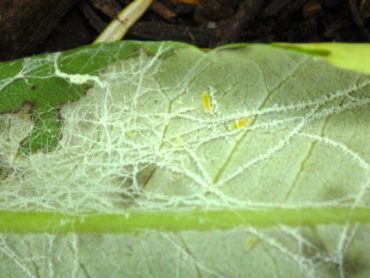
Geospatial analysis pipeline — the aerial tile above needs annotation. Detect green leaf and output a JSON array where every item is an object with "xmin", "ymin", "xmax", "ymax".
[
  {"xmin": 0, "ymin": 41, "xmax": 369, "ymax": 277},
  {"xmin": 274, "ymin": 43, "xmax": 370, "ymax": 75}
]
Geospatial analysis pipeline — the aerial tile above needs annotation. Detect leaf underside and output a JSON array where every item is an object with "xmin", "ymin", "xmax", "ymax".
[{"xmin": 0, "ymin": 41, "xmax": 369, "ymax": 277}]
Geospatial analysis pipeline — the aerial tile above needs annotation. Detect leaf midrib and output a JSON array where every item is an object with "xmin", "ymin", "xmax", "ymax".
[{"xmin": 1, "ymin": 208, "xmax": 369, "ymax": 234}]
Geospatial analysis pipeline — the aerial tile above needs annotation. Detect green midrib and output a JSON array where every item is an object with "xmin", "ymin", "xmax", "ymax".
[{"xmin": 1, "ymin": 208, "xmax": 370, "ymax": 234}]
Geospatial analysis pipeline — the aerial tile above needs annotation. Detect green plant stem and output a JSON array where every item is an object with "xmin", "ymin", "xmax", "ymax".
[{"xmin": 1, "ymin": 208, "xmax": 370, "ymax": 234}]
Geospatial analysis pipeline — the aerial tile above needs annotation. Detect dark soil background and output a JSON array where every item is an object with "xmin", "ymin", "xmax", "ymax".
[{"xmin": 1, "ymin": 0, "xmax": 370, "ymax": 61}]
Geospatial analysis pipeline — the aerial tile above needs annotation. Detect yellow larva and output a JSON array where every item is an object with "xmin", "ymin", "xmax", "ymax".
[
  {"xmin": 126, "ymin": 130, "xmax": 136, "ymax": 138},
  {"xmin": 246, "ymin": 236, "xmax": 258, "ymax": 250},
  {"xmin": 231, "ymin": 117, "xmax": 251, "ymax": 130},
  {"xmin": 201, "ymin": 91, "xmax": 212, "ymax": 113},
  {"xmin": 175, "ymin": 136, "xmax": 185, "ymax": 150}
]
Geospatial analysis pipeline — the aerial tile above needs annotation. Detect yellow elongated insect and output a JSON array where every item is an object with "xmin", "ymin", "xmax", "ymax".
[
  {"xmin": 126, "ymin": 130, "xmax": 137, "ymax": 138},
  {"xmin": 175, "ymin": 136, "xmax": 185, "ymax": 150},
  {"xmin": 201, "ymin": 91, "xmax": 212, "ymax": 113},
  {"xmin": 246, "ymin": 236, "xmax": 258, "ymax": 250},
  {"xmin": 230, "ymin": 117, "xmax": 251, "ymax": 130}
]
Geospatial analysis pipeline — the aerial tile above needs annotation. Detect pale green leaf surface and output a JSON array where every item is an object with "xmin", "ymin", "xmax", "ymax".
[
  {"xmin": 0, "ymin": 42, "xmax": 370, "ymax": 277},
  {"xmin": 274, "ymin": 43, "xmax": 370, "ymax": 75}
]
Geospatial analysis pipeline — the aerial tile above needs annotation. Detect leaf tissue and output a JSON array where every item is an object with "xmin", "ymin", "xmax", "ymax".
[{"xmin": 0, "ymin": 41, "xmax": 369, "ymax": 277}]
